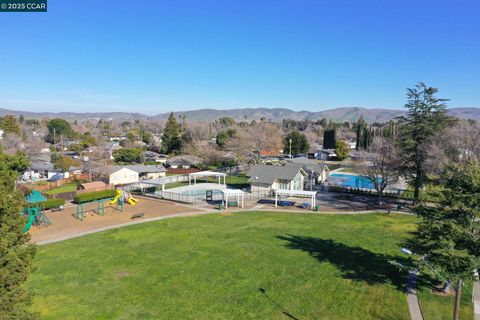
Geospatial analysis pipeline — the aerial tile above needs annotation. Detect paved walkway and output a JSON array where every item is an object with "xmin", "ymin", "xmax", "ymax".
[
  {"xmin": 406, "ymin": 271, "xmax": 423, "ymax": 320},
  {"xmin": 474, "ymin": 281, "xmax": 480, "ymax": 320}
]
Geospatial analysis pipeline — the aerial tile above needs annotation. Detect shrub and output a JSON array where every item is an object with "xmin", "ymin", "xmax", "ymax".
[
  {"xmin": 42, "ymin": 198, "xmax": 65, "ymax": 210},
  {"xmin": 74, "ymin": 189, "xmax": 116, "ymax": 204}
]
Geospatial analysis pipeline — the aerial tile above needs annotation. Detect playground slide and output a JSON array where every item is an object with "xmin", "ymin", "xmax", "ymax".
[
  {"xmin": 110, "ymin": 190, "xmax": 122, "ymax": 205},
  {"xmin": 127, "ymin": 197, "xmax": 136, "ymax": 205},
  {"xmin": 22, "ymin": 208, "xmax": 38, "ymax": 233}
]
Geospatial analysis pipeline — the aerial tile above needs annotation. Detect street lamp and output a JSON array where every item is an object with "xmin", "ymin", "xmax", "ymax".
[
  {"xmin": 289, "ymin": 138, "xmax": 292, "ymax": 159},
  {"xmin": 401, "ymin": 248, "xmax": 462, "ymax": 320}
]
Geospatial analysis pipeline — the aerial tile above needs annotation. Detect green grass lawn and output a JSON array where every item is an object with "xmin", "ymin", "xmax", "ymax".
[
  {"xmin": 27, "ymin": 212, "xmax": 472, "ymax": 319},
  {"xmin": 44, "ymin": 183, "xmax": 77, "ymax": 195}
]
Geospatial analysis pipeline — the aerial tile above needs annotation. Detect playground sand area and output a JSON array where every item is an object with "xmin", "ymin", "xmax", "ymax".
[{"xmin": 29, "ymin": 197, "xmax": 202, "ymax": 244}]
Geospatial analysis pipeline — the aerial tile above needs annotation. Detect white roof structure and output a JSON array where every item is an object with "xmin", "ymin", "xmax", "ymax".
[
  {"xmin": 188, "ymin": 171, "xmax": 226, "ymax": 178},
  {"xmin": 274, "ymin": 189, "xmax": 317, "ymax": 197},
  {"xmin": 189, "ymin": 171, "xmax": 226, "ymax": 186},
  {"xmin": 274, "ymin": 189, "xmax": 317, "ymax": 211},
  {"xmin": 220, "ymin": 189, "xmax": 244, "ymax": 209}
]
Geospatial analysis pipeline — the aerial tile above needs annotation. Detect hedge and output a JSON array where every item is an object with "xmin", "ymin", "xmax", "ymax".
[
  {"xmin": 73, "ymin": 189, "xmax": 117, "ymax": 204},
  {"xmin": 42, "ymin": 198, "xmax": 65, "ymax": 210}
]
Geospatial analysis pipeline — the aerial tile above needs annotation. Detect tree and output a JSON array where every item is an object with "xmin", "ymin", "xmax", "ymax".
[
  {"xmin": 323, "ymin": 129, "xmax": 336, "ymax": 149},
  {"xmin": 216, "ymin": 129, "xmax": 237, "ymax": 148},
  {"xmin": 407, "ymin": 160, "xmax": 480, "ymax": 299},
  {"xmin": 141, "ymin": 131, "xmax": 154, "ymax": 145},
  {"xmin": 335, "ymin": 140, "xmax": 350, "ymax": 161},
  {"xmin": 359, "ymin": 136, "xmax": 400, "ymax": 204},
  {"xmin": 355, "ymin": 116, "xmax": 366, "ymax": 150},
  {"xmin": 112, "ymin": 148, "xmax": 142, "ymax": 164},
  {"xmin": 0, "ymin": 149, "xmax": 37, "ymax": 320},
  {"xmin": 46, "ymin": 118, "xmax": 75, "ymax": 144},
  {"xmin": 54, "ymin": 156, "xmax": 81, "ymax": 172},
  {"xmin": 399, "ymin": 83, "xmax": 451, "ymax": 205},
  {"xmin": 284, "ymin": 131, "xmax": 309, "ymax": 155},
  {"xmin": 161, "ymin": 113, "xmax": 183, "ymax": 154},
  {"xmin": 227, "ymin": 123, "xmax": 282, "ymax": 164},
  {"xmin": 0, "ymin": 115, "xmax": 21, "ymax": 135},
  {"xmin": 18, "ymin": 114, "xmax": 24, "ymax": 124}
]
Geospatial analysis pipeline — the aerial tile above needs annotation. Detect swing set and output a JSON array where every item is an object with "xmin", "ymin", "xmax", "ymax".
[{"xmin": 74, "ymin": 197, "xmax": 124, "ymax": 221}]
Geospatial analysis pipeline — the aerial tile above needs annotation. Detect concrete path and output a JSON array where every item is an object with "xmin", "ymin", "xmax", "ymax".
[
  {"xmin": 474, "ymin": 281, "xmax": 480, "ymax": 320},
  {"xmin": 406, "ymin": 271, "xmax": 423, "ymax": 320}
]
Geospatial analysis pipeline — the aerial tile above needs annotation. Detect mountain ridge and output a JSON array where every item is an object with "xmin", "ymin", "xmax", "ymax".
[{"xmin": 1, "ymin": 106, "xmax": 479, "ymax": 123}]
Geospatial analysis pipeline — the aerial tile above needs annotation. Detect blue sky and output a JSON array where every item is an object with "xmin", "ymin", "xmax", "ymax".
[{"xmin": 1, "ymin": 0, "xmax": 479, "ymax": 114}]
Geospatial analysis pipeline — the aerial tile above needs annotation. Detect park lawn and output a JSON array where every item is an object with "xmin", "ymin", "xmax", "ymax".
[
  {"xmin": 44, "ymin": 183, "xmax": 77, "ymax": 195},
  {"xmin": 417, "ymin": 278, "xmax": 473, "ymax": 320},
  {"xmin": 27, "ymin": 212, "xmax": 471, "ymax": 319}
]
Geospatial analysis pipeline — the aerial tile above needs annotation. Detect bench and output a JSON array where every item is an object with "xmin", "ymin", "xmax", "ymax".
[
  {"xmin": 51, "ymin": 206, "xmax": 64, "ymax": 212},
  {"xmin": 130, "ymin": 213, "xmax": 144, "ymax": 219}
]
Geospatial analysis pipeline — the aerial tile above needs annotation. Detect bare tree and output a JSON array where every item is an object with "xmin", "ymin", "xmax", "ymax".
[
  {"xmin": 359, "ymin": 136, "xmax": 400, "ymax": 204},
  {"xmin": 226, "ymin": 123, "xmax": 282, "ymax": 164}
]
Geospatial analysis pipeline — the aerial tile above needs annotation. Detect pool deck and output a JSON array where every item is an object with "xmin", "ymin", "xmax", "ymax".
[{"xmin": 167, "ymin": 182, "xmax": 227, "ymax": 193}]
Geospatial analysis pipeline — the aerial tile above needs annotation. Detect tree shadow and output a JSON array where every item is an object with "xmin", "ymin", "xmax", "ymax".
[{"xmin": 277, "ymin": 235, "xmax": 408, "ymax": 291}]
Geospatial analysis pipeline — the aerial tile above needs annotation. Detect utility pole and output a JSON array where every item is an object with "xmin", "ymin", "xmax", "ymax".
[{"xmin": 453, "ymin": 279, "xmax": 462, "ymax": 320}]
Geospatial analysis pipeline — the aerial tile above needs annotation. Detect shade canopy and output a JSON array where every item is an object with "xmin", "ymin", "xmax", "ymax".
[{"xmin": 25, "ymin": 190, "xmax": 47, "ymax": 203}]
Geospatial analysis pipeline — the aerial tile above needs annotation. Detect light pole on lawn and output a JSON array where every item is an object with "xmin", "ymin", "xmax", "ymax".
[{"xmin": 401, "ymin": 248, "xmax": 463, "ymax": 320}]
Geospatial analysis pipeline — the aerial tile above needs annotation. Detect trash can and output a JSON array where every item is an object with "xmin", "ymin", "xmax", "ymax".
[
  {"xmin": 315, "ymin": 205, "xmax": 320, "ymax": 212},
  {"xmin": 218, "ymin": 203, "xmax": 224, "ymax": 210}
]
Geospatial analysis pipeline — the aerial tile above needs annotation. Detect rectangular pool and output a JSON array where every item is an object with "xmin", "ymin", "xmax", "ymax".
[{"xmin": 329, "ymin": 173, "xmax": 378, "ymax": 189}]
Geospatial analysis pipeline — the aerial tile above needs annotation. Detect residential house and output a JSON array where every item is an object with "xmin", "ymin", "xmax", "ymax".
[
  {"xmin": 143, "ymin": 151, "xmax": 168, "ymax": 164},
  {"xmin": 168, "ymin": 155, "xmax": 201, "ymax": 169},
  {"xmin": 108, "ymin": 167, "xmax": 139, "ymax": 186},
  {"xmin": 247, "ymin": 165, "xmax": 307, "ymax": 193},
  {"xmin": 107, "ymin": 164, "xmax": 167, "ymax": 185},
  {"xmin": 25, "ymin": 161, "xmax": 81, "ymax": 180},
  {"xmin": 307, "ymin": 149, "xmax": 336, "ymax": 160},
  {"xmin": 285, "ymin": 159, "xmax": 330, "ymax": 187}
]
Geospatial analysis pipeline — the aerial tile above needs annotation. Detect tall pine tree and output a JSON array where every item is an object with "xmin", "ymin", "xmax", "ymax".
[
  {"xmin": 399, "ymin": 83, "xmax": 450, "ymax": 205},
  {"xmin": 161, "ymin": 112, "xmax": 183, "ymax": 155},
  {"xmin": 0, "ymin": 150, "xmax": 37, "ymax": 320},
  {"xmin": 408, "ymin": 160, "xmax": 480, "ymax": 294}
]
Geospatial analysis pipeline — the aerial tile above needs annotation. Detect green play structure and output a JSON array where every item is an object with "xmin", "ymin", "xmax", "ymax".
[
  {"xmin": 74, "ymin": 196, "xmax": 123, "ymax": 222},
  {"xmin": 22, "ymin": 190, "xmax": 52, "ymax": 232}
]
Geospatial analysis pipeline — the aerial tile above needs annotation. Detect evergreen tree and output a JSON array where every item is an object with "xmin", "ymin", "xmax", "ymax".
[
  {"xmin": 0, "ymin": 149, "xmax": 37, "ymax": 320},
  {"xmin": 399, "ymin": 83, "xmax": 451, "ymax": 205},
  {"xmin": 323, "ymin": 129, "xmax": 336, "ymax": 149},
  {"xmin": 284, "ymin": 130, "xmax": 309, "ymax": 155},
  {"xmin": 161, "ymin": 112, "xmax": 183, "ymax": 154},
  {"xmin": 335, "ymin": 140, "xmax": 350, "ymax": 160},
  {"xmin": 407, "ymin": 160, "xmax": 480, "ymax": 294},
  {"xmin": 355, "ymin": 116, "xmax": 366, "ymax": 150},
  {"xmin": 46, "ymin": 118, "xmax": 75, "ymax": 144},
  {"xmin": 0, "ymin": 115, "xmax": 21, "ymax": 135}
]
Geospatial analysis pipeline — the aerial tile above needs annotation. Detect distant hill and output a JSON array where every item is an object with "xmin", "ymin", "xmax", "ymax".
[
  {"xmin": 1, "ymin": 106, "xmax": 479, "ymax": 123},
  {"xmin": 0, "ymin": 108, "xmax": 145, "ymax": 121}
]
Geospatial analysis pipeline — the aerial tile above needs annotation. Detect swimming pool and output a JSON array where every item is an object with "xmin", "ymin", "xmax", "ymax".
[
  {"xmin": 180, "ymin": 189, "xmax": 224, "ymax": 196},
  {"xmin": 329, "ymin": 173, "xmax": 378, "ymax": 189}
]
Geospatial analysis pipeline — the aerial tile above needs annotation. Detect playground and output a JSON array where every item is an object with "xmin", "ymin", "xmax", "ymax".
[{"xmin": 28, "ymin": 195, "xmax": 202, "ymax": 244}]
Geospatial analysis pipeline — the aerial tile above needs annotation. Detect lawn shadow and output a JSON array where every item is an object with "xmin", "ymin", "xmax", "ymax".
[
  {"xmin": 277, "ymin": 235, "xmax": 407, "ymax": 291},
  {"xmin": 258, "ymin": 288, "xmax": 300, "ymax": 320}
]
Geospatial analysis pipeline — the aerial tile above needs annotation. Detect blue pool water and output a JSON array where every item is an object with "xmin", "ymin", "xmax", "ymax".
[{"xmin": 329, "ymin": 173, "xmax": 378, "ymax": 189}]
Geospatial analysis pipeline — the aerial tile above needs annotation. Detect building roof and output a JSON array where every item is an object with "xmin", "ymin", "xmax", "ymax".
[
  {"xmin": 112, "ymin": 165, "xmax": 166, "ymax": 174},
  {"xmin": 79, "ymin": 181, "xmax": 106, "ymax": 190},
  {"xmin": 285, "ymin": 160, "xmax": 329, "ymax": 174},
  {"xmin": 168, "ymin": 155, "xmax": 202, "ymax": 166},
  {"xmin": 31, "ymin": 161, "xmax": 55, "ymax": 171},
  {"xmin": 247, "ymin": 165, "xmax": 306, "ymax": 185}
]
